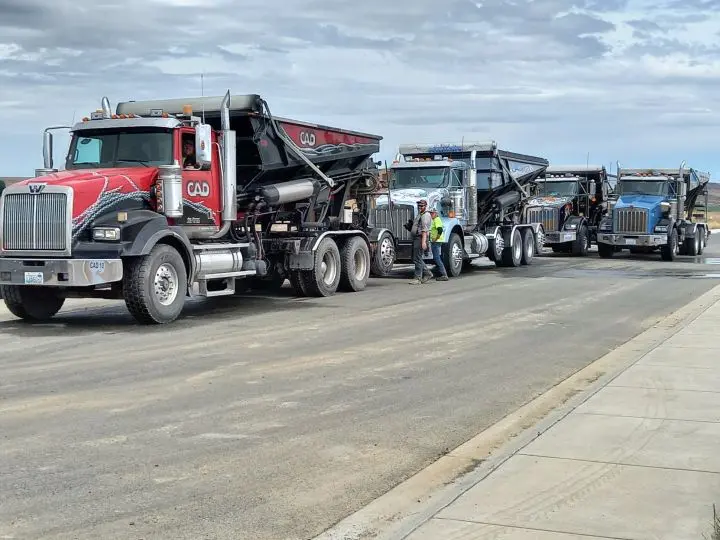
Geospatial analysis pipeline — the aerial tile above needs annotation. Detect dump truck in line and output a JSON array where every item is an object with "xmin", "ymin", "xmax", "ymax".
[
  {"xmin": 596, "ymin": 162, "xmax": 710, "ymax": 260},
  {"xmin": 359, "ymin": 142, "xmax": 549, "ymax": 277},
  {"xmin": 522, "ymin": 165, "xmax": 611, "ymax": 256},
  {"xmin": 0, "ymin": 92, "xmax": 391, "ymax": 324}
]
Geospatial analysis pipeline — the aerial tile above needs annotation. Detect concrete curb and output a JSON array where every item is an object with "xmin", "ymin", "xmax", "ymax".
[{"xmin": 313, "ymin": 282, "xmax": 720, "ymax": 540}]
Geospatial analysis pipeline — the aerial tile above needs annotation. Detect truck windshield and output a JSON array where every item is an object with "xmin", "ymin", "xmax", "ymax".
[
  {"xmin": 537, "ymin": 181, "xmax": 578, "ymax": 196},
  {"xmin": 618, "ymin": 180, "xmax": 669, "ymax": 196},
  {"xmin": 66, "ymin": 129, "xmax": 174, "ymax": 169},
  {"xmin": 390, "ymin": 167, "xmax": 449, "ymax": 189}
]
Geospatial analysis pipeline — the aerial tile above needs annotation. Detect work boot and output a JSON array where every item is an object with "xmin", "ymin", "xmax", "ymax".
[
  {"xmin": 409, "ymin": 278, "xmax": 422, "ymax": 285},
  {"xmin": 436, "ymin": 275, "xmax": 449, "ymax": 281},
  {"xmin": 420, "ymin": 273, "xmax": 432, "ymax": 284}
]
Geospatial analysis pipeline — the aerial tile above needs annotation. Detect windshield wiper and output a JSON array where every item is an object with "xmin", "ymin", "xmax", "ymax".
[{"xmin": 117, "ymin": 159, "xmax": 151, "ymax": 168}]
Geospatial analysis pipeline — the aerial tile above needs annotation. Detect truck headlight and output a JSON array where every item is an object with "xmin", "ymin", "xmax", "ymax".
[
  {"xmin": 564, "ymin": 223, "xmax": 577, "ymax": 230},
  {"xmin": 599, "ymin": 221, "xmax": 612, "ymax": 231},
  {"xmin": 93, "ymin": 227, "xmax": 121, "ymax": 241},
  {"xmin": 654, "ymin": 225, "xmax": 668, "ymax": 233}
]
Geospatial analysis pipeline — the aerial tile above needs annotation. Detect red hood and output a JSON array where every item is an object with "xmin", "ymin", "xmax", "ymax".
[{"xmin": 15, "ymin": 168, "xmax": 157, "ymax": 220}]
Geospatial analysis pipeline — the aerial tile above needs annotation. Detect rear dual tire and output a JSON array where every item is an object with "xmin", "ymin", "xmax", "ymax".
[
  {"xmin": 291, "ymin": 236, "xmax": 370, "ymax": 297},
  {"xmin": 495, "ymin": 227, "xmax": 536, "ymax": 267},
  {"xmin": 684, "ymin": 228, "xmax": 701, "ymax": 257}
]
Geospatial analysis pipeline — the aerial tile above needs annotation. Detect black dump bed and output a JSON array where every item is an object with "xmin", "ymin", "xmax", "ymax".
[
  {"xmin": 116, "ymin": 94, "xmax": 382, "ymax": 190},
  {"xmin": 398, "ymin": 142, "xmax": 548, "ymax": 225}
]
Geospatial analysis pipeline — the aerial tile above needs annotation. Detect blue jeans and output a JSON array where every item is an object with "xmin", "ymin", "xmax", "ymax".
[
  {"xmin": 413, "ymin": 238, "xmax": 431, "ymax": 279},
  {"xmin": 431, "ymin": 243, "xmax": 447, "ymax": 277}
]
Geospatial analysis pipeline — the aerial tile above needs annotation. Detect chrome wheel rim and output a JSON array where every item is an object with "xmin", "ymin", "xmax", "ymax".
[
  {"xmin": 154, "ymin": 263, "xmax": 179, "ymax": 306},
  {"xmin": 494, "ymin": 237, "xmax": 504, "ymax": 258},
  {"xmin": 379, "ymin": 237, "xmax": 394, "ymax": 268},
  {"xmin": 451, "ymin": 241, "xmax": 463, "ymax": 268},
  {"xmin": 354, "ymin": 248, "xmax": 368, "ymax": 280},
  {"xmin": 320, "ymin": 252, "xmax": 338, "ymax": 286}
]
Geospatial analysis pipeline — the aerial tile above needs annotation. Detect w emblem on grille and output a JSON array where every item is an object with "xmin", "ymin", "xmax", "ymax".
[{"xmin": 28, "ymin": 183, "xmax": 46, "ymax": 194}]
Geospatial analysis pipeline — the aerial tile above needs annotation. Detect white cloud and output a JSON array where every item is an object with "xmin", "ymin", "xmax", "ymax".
[{"xmin": 0, "ymin": 0, "xmax": 718, "ymax": 177}]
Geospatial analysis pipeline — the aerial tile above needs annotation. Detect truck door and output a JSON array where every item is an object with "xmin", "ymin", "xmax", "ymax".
[{"xmin": 176, "ymin": 128, "xmax": 222, "ymax": 229}]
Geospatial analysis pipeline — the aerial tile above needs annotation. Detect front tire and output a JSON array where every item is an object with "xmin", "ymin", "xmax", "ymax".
[
  {"xmin": 304, "ymin": 237, "xmax": 341, "ymax": 297},
  {"xmin": 339, "ymin": 236, "xmax": 370, "ymax": 292},
  {"xmin": 370, "ymin": 231, "xmax": 395, "ymax": 277},
  {"xmin": 123, "ymin": 244, "xmax": 188, "ymax": 324},
  {"xmin": 598, "ymin": 242, "xmax": 614, "ymax": 258},
  {"xmin": 1, "ymin": 285, "xmax": 65, "ymax": 322},
  {"xmin": 660, "ymin": 228, "xmax": 678, "ymax": 261},
  {"xmin": 571, "ymin": 225, "xmax": 589, "ymax": 256},
  {"xmin": 442, "ymin": 232, "xmax": 464, "ymax": 277}
]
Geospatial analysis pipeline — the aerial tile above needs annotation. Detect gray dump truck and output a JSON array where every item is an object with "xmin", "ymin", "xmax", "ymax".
[{"xmin": 357, "ymin": 141, "xmax": 549, "ymax": 277}]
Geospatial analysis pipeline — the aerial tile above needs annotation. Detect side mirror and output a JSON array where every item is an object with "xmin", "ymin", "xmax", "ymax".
[
  {"xmin": 195, "ymin": 123, "xmax": 212, "ymax": 169},
  {"xmin": 589, "ymin": 180, "xmax": 596, "ymax": 195}
]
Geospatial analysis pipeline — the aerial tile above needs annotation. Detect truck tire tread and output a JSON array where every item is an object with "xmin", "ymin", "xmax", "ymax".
[
  {"xmin": 339, "ymin": 236, "xmax": 370, "ymax": 292},
  {"xmin": 598, "ymin": 242, "xmax": 614, "ymax": 258},
  {"xmin": 303, "ymin": 237, "xmax": 341, "ymax": 297},
  {"xmin": 520, "ymin": 227, "xmax": 534, "ymax": 265},
  {"xmin": 660, "ymin": 228, "xmax": 678, "ymax": 261},
  {"xmin": 571, "ymin": 225, "xmax": 589, "ymax": 256},
  {"xmin": 1, "ymin": 285, "xmax": 65, "ymax": 322},
  {"xmin": 500, "ymin": 228, "xmax": 522, "ymax": 267},
  {"xmin": 685, "ymin": 228, "xmax": 700, "ymax": 256},
  {"xmin": 123, "ymin": 244, "xmax": 187, "ymax": 324}
]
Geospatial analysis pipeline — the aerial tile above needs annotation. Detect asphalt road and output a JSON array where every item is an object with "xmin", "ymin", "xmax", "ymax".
[{"xmin": 2, "ymin": 240, "xmax": 720, "ymax": 540}]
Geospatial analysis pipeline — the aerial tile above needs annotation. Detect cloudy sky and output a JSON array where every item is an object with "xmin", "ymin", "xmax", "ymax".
[{"xmin": 1, "ymin": 0, "xmax": 718, "ymax": 178}]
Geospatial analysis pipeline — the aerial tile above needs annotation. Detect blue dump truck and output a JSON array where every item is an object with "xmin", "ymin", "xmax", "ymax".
[
  {"xmin": 522, "ymin": 165, "xmax": 611, "ymax": 256},
  {"xmin": 362, "ymin": 141, "xmax": 548, "ymax": 277},
  {"xmin": 597, "ymin": 163, "xmax": 710, "ymax": 260}
]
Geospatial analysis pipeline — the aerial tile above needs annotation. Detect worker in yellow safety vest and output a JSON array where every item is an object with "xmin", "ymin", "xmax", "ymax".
[{"xmin": 429, "ymin": 208, "xmax": 448, "ymax": 281}]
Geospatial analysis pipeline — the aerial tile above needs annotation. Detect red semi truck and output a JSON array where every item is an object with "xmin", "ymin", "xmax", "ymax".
[{"xmin": 0, "ymin": 92, "xmax": 389, "ymax": 324}]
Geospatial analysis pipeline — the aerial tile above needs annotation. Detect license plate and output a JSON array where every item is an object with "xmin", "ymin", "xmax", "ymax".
[
  {"xmin": 24, "ymin": 272, "xmax": 44, "ymax": 285},
  {"xmin": 88, "ymin": 260, "xmax": 106, "ymax": 272},
  {"xmin": 564, "ymin": 233, "xmax": 574, "ymax": 241},
  {"xmin": 625, "ymin": 238, "xmax": 636, "ymax": 245}
]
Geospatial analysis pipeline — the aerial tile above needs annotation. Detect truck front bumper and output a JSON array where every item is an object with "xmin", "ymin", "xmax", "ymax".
[
  {"xmin": 597, "ymin": 234, "xmax": 666, "ymax": 247},
  {"xmin": 545, "ymin": 231, "xmax": 577, "ymax": 244},
  {"xmin": 0, "ymin": 258, "xmax": 123, "ymax": 287}
]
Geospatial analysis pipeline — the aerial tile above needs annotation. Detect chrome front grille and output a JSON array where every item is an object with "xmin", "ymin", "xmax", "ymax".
[
  {"xmin": 1, "ymin": 189, "xmax": 71, "ymax": 254},
  {"xmin": 614, "ymin": 208, "xmax": 648, "ymax": 234},
  {"xmin": 368, "ymin": 204, "xmax": 415, "ymax": 242},
  {"xmin": 525, "ymin": 206, "xmax": 559, "ymax": 232}
]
